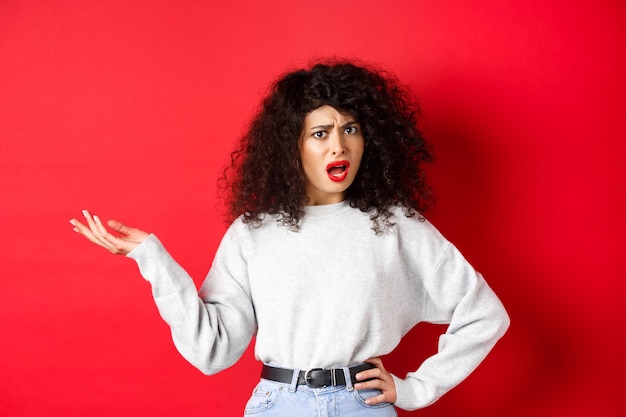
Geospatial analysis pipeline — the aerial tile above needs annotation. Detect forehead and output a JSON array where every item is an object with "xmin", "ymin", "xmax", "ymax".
[{"xmin": 303, "ymin": 105, "xmax": 356, "ymax": 126}]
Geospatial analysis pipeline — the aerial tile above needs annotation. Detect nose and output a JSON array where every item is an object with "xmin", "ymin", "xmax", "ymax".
[{"xmin": 330, "ymin": 132, "xmax": 346, "ymax": 155}]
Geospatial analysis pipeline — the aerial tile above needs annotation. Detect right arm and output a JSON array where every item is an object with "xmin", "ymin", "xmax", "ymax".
[{"xmin": 69, "ymin": 210, "xmax": 256, "ymax": 374}]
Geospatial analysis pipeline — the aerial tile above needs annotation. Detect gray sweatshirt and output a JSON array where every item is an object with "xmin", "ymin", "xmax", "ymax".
[{"xmin": 127, "ymin": 201, "xmax": 509, "ymax": 411}]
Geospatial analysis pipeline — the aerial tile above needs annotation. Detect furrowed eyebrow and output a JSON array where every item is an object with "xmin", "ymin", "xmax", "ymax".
[
  {"xmin": 309, "ymin": 124, "xmax": 334, "ymax": 131},
  {"xmin": 309, "ymin": 120, "xmax": 359, "ymax": 131}
]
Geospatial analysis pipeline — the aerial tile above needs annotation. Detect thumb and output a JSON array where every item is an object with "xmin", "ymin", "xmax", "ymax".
[{"xmin": 107, "ymin": 219, "xmax": 133, "ymax": 236}]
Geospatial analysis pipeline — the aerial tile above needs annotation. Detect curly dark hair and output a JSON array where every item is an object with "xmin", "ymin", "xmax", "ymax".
[{"xmin": 219, "ymin": 60, "xmax": 434, "ymax": 233}]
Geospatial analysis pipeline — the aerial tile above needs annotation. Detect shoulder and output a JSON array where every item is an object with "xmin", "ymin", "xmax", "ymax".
[
  {"xmin": 222, "ymin": 213, "xmax": 293, "ymax": 243},
  {"xmin": 387, "ymin": 206, "xmax": 452, "ymax": 253},
  {"xmin": 388, "ymin": 205, "xmax": 442, "ymax": 235}
]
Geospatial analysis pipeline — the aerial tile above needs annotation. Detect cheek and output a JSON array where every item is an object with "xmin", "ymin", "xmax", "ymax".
[
  {"xmin": 299, "ymin": 149, "xmax": 316, "ymax": 180},
  {"xmin": 353, "ymin": 140, "xmax": 365, "ymax": 162},
  {"xmin": 299, "ymin": 141, "xmax": 323, "ymax": 167},
  {"xmin": 352, "ymin": 146, "xmax": 365, "ymax": 176},
  {"xmin": 299, "ymin": 148, "xmax": 310, "ymax": 170}
]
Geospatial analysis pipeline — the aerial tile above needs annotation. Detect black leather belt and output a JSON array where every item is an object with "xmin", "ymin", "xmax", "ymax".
[{"xmin": 261, "ymin": 363, "xmax": 375, "ymax": 388}]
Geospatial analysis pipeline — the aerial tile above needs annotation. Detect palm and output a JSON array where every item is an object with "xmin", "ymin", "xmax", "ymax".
[{"xmin": 70, "ymin": 210, "xmax": 149, "ymax": 255}]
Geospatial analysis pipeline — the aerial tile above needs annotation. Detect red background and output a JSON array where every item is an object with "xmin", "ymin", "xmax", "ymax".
[{"xmin": 1, "ymin": 1, "xmax": 624, "ymax": 416}]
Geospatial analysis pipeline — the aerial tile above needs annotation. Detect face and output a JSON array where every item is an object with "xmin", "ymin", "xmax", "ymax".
[{"xmin": 299, "ymin": 105, "xmax": 365, "ymax": 205}]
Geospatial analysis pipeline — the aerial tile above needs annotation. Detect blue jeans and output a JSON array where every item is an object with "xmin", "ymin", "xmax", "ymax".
[{"xmin": 243, "ymin": 367, "xmax": 397, "ymax": 416}]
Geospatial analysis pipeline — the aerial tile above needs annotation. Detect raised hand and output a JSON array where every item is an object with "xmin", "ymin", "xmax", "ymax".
[{"xmin": 69, "ymin": 210, "xmax": 149, "ymax": 255}]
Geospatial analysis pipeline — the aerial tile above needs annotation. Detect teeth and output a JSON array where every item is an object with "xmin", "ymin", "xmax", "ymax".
[{"xmin": 328, "ymin": 166, "xmax": 346, "ymax": 175}]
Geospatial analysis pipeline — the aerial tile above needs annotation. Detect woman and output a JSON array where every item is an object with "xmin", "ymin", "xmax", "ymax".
[{"xmin": 70, "ymin": 61, "xmax": 509, "ymax": 416}]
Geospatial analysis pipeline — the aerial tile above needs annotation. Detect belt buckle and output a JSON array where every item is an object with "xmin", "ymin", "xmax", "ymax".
[{"xmin": 304, "ymin": 368, "xmax": 330, "ymax": 388}]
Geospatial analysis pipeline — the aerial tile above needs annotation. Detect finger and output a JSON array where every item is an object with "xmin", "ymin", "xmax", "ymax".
[
  {"xmin": 364, "ymin": 392, "xmax": 390, "ymax": 405},
  {"xmin": 70, "ymin": 218, "xmax": 114, "ymax": 251},
  {"xmin": 83, "ymin": 211, "xmax": 113, "ymax": 245},
  {"xmin": 80, "ymin": 211, "xmax": 119, "ymax": 252},
  {"xmin": 108, "ymin": 219, "xmax": 150, "ymax": 246},
  {"xmin": 94, "ymin": 215, "xmax": 138, "ymax": 254},
  {"xmin": 366, "ymin": 357, "xmax": 383, "ymax": 366},
  {"xmin": 82, "ymin": 209, "xmax": 103, "ymax": 238},
  {"xmin": 356, "ymin": 367, "xmax": 382, "ymax": 382},
  {"xmin": 354, "ymin": 357, "xmax": 396, "ymax": 404},
  {"xmin": 92, "ymin": 215, "xmax": 109, "ymax": 236},
  {"xmin": 354, "ymin": 378, "xmax": 381, "ymax": 390},
  {"xmin": 93, "ymin": 215, "xmax": 123, "ymax": 249},
  {"xmin": 69, "ymin": 218, "xmax": 86, "ymax": 233},
  {"xmin": 355, "ymin": 378, "xmax": 396, "ymax": 405},
  {"xmin": 70, "ymin": 218, "xmax": 91, "ymax": 238},
  {"xmin": 365, "ymin": 357, "xmax": 384, "ymax": 370},
  {"xmin": 107, "ymin": 219, "xmax": 132, "ymax": 237},
  {"xmin": 70, "ymin": 216, "xmax": 100, "ymax": 241}
]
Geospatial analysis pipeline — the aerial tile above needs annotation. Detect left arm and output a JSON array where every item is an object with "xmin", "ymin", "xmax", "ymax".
[
  {"xmin": 357, "ymin": 242, "xmax": 509, "ymax": 409},
  {"xmin": 391, "ymin": 243, "xmax": 510, "ymax": 411}
]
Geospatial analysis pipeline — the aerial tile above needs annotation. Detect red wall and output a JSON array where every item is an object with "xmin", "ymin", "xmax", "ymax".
[{"xmin": 1, "ymin": 1, "xmax": 624, "ymax": 416}]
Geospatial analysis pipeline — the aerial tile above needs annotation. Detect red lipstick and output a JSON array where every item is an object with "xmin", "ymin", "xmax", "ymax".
[{"xmin": 326, "ymin": 160, "xmax": 350, "ymax": 182}]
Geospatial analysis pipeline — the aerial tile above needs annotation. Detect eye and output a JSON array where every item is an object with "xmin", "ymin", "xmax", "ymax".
[
  {"xmin": 312, "ymin": 131, "xmax": 326, "ymax": 139},
  {"xmin": 344, "ymin": 125, "xmax": 358, "ymax": 134}
]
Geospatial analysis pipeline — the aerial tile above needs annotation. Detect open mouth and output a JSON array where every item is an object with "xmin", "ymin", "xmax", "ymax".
[{"xmin": 326, "ymin": 160, "xmax": 350, "ymax": 182}]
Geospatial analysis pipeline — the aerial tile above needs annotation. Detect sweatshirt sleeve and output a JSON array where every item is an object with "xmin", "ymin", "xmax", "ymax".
[
  {"xmin": 392, "ymin": 242, "xmax": 510, "ymax": 411},
  {"xmin": 126, "ymin": 232, "xmax": 256, "ymax": 375}
]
